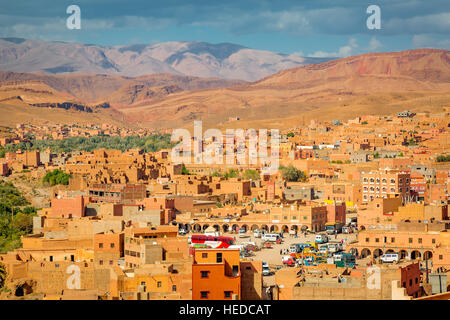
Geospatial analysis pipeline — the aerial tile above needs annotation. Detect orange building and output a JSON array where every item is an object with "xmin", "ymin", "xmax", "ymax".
[
  {"xmin": 192, "ymin": 248, "xmax": 241, "ymax": 300},
  {"xmin": 361, "ymin": 170, "xmax": 411, "ymax": 203},
  {"xmin": 50, "ymin": 195, "xmax": 86, "ymax": 218}
]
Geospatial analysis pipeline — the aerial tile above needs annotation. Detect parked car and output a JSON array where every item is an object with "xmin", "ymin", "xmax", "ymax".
[
  {"xmin": 239, "ymin": 228, "xmax": 248, "ymax": 238},
  {"xmin": 282, "ymin": 256, "xmax": 296, "ymax": 266},
  {"xmin": 262, "ymin": 262, "xmax": 271, "ymax": 276},
  {"xmin": 380, "ymin": 253, "xmax": 399, "ymax": 263},
  {"xmin": 253, "ymin": 229, "xmax": 262, "ymax": 238}
]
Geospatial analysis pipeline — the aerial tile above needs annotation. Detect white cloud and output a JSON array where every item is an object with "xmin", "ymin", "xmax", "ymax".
[
  {"xmin": 412, "ymin": 34, "xmax": 450, "ymax": 49},
  {"xmin": 367, "ymin": 37, "xmax": 383, "ymax": 51},
  {"xmin": 309, "ymin": 37, "xmax": 359, "ymax": 58},
  {"xmin": 384, "ymin": 12, "xmax": 450, "ymax": 35}
]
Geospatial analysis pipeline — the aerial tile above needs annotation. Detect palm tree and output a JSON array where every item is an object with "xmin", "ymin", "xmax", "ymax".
[{"xmin": 0, "ymin": 263, "xmax": 6, "ymax": 289}]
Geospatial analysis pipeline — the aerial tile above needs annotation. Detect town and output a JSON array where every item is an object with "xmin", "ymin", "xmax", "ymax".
[{"xmin": 0, "ymin": 108, "xmax": 449, "ymax": 300}]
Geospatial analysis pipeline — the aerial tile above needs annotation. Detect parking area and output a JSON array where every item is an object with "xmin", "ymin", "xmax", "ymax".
[{"xmin": 232, "ymin": 232, "xmax": 358, "ymax": 287}]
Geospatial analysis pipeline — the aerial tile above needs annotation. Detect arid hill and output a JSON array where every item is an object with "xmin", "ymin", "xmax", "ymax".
[
  {"xmin": 0, "ymin": 72, "xmax": 245, "ymax": 126},
  {"xmin": 119, "ymin": 49, "xmax": 450, "ymax": 129}
]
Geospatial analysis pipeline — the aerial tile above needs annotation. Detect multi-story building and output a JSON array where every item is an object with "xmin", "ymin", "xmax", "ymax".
[
  {"xmin": 361, "ymin": 170, "xmax": 411, "ymax": 203},
  {"xmin": 192, "ymin": 248, "xmax": 241, "ymax": 300}
]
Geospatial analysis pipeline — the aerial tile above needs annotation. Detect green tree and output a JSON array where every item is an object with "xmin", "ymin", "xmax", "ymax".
[
  {"xmin": 42, "ymin": 169, "xmax": 71, "ymax": 186},
  {"xmin": 279, "ymin": 165, "xmax": 307, "ymax": 182},
  {"xmin": 0, "ymin": 262, "xmax": 6, "ymax": 289},
  {"xmin": 181, "ymin": 165, "xmax": 191, "ymax": 175},
  {"xmin": 243, "ymin": 169, "xmax": 260, "ymax": 180},
  {"xmin": 224, "ymin": 169, "xmax": 240, "ymax": 179},
  {"xmin": 0, "ymin": 182, "xmax": 36, "ymax": 253},
  {"xmin": 436, "ymin": 154, "xmax": 450, "ymax": 162},
  {"xmin": 210, "ymin": 171, "xmax": 223, "ymax": 177}
]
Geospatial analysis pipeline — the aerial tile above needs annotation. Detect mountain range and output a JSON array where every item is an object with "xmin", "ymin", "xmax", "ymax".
[
  {"xmin": 0, "ymin": 46, "xmax": 448, "ymax": 129},
  {"xmin": 0, "ymin": 38, "xmax": 328, "ymax": 82}
]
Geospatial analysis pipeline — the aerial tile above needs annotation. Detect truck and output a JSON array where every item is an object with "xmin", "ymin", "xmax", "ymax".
[
  {"xmin": 325, "ymin": 222, "xmax": 345, "ymax": 235},
  {"xmin": 327, "ymin": 241, "xmax": 344, "ymax": 253},
  {"xmin": 315, "ymin": 234, "xmax": 329, "ymax": 244}
]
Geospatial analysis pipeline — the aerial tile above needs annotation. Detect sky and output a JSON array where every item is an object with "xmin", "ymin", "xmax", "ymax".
[{"xmin": 0, "ymin": 0, "xmax": 449, "ymax": 57}]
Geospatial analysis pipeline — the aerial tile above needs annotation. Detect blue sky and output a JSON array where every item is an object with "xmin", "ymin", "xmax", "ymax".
[{"xmin": 0, "ymin": 0, "xmax": 449, "ymax": 57}]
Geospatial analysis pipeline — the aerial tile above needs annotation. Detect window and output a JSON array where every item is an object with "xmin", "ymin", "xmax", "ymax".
[
  {"xmin": 232, "ymin": 265, "xmax": 239, "ymax": 276},
  {"xmin": 432, "ymin": 239, "xmax": 436, "ymax": 244},
  {"xmin": 418, "ymin": 238, "xmax": 422, "ymax": 244},
  {"xmin": 109, "ymin": 260, "xmax": 113, "ymax": 265},
  {"xmin": 201, "ymin": 271, "xmax": 210, "ymax": 278},
  {"xmin": 99, "ymin": 260, "xmax": 103, "ymax": 265},
  {"xmin": 409, "ymin": 238, "xmax": 413, "ymax": 243},
  {"xmin": 99, "ymin": 243, "xmax": 103, "ymax": 248},
  {"xmin": 202, "ymin": 253, "xmax": 208, "ymax": 258},
  {"xmin": 439, "ymin": 255, "xmax": 443, "ymax": 260},
  {"xmin": 391, "ymin": 237, "xmax": 395, "ymax": 243},
  {"xmin": 224, "ymin": 291, "xmax": 232, "ymax": 298},
  {"xmin": 110, "ymin": 243, "xmax": 115, "ymax": 248},
  {"xmin": 409, "ymin": 279, "xmax": 412, "ymax": 286},
  {"xmin": 216, "ymin": 253, "xmax": 223, "ymax": 263},
  {"xmin": 375, "ymin": 238, "xmax": 379, "ymax": 243},
  {"xmin": 157, "ymin": 281, "xmax": 162, "ymax": 288},
  {"xmin": 365, "ymin": 238, "xmax": 370, "ymax": 243},
  {"xmin": 172, "ymin": 285, "xmax": 177, "ymax": 292},
  {"xmin": 141, "ymin": 281, "xmax": 146, "ymax": 286},
  {"xmin": 415, "ymin": 278, "xmax": 418, "ymax": 284},
  {"xmin": 200, "ymin": 291, "xmax": 209, "ymax": 299}
]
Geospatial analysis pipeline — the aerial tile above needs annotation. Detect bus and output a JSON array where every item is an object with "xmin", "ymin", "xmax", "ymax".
[
  {"xmin": 188, "ymin": 234, "xmax": 235, "ymax": 248},
  {"xmin": 333, "ymin": 253, "xmax": 356, "ymax": 267}
]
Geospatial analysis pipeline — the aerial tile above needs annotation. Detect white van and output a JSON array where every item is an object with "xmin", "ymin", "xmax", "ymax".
[
  {"xmin": 380, "ymin": 253, "xmax": 399, "ymax": 263},
  {"xmin": 253, "ymin": 229, "xmax": 262, "ymax": 238},
  {"xmin": 262, "ymin": 233, "xmax": 281, "ymax": 242}
]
